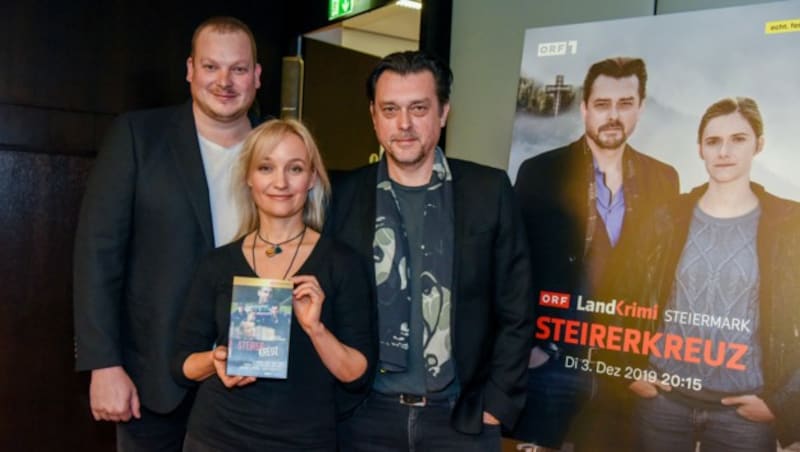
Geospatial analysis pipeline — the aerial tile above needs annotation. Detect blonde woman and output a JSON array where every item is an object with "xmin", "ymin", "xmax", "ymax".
[{"xmin": 173, "ymin": 119, "xmax": 374, "ymax": 451}]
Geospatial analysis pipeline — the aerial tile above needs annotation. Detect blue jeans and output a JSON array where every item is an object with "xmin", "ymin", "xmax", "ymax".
[
  {"xmin": 507, "ymin": 359, "xmax": 591, "ymax": 448},
  {"xmin": 337, "ymin": 392, "xmax": 501, "ymax": 452},
  {"xmin": 635, "ymin": 392, "xmax": 776, "ymax": 452}
]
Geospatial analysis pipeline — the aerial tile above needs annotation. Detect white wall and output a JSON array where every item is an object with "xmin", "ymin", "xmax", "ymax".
[
  {"xmin": 447, "ymin": 0, "xmax": 779, "ymax": 169},
  {"xmin": 342, "ymin": 28, "xmax": 417, "ymax": 57},
  {"xmin": 305, "ymin": 26, "xmax": 417, "ymax": 59}
]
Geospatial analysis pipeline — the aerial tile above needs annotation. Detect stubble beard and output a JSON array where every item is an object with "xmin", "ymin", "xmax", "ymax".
[
  {"xmin": 198, "ymin": 97, "xmax": 249, "ymax": 124},
  {"xmin": 385, "ymin": 144, "xmax": 429, "ymax": 170},
  {"xmin": 587, "ymin": 121, "xmax": 629, "ymax": 150},
  {"xmin": 195, "ymin": 84, "xmax": 253, "ymax": 124}
]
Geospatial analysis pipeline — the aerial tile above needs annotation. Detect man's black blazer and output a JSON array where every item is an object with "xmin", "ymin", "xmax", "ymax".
[
  {"xmin": 514, "ymin": 137, "xmax": 679, "ymax": 330},
  {"xmin": 326, "ymin": 158, "xmax": 535, "ymax": 433},
  {"xmin": 74, "ymin": 102, "xmax": 215, "ymax": 413}
]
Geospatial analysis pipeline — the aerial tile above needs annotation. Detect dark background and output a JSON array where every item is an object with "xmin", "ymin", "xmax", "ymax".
[
  {"xmin": 0, "ymin": 0, "xmax": 449, "ymax": 449},
  {"xmin": 0, "ymin": 1, "xmax": 325, "ymax": 450}
]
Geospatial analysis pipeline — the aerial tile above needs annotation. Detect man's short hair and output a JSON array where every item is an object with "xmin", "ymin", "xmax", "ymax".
[
  {"xmin": 697, "ymin": 97, "xmax": 763, "ymax": 143},
  {"xmin": 582, "ymin": 57, "xmax": 647, "ymax": 103},
  {"xmin": 366, "ymin": 51, "xmax": 453, "ymax": 108},
  {"xmin": 190, "ymin": 16, "xmax": 257, "ymax": 64}
]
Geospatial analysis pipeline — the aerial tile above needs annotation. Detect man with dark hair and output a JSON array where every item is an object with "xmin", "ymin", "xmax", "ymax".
[
  {"xmin": 329, "ymin": 50, "xmax": 534, "ymax": 451},
  {"xmin": 73, "ymin": 16, "xmax": 261, "ymax": 451},
  {"xmin": 581, "ymin": 57, "xmax": 647, "ymax": 104},
  {"xmin": 511, "ymin": 56, "xmax": 679, "ymax": 451}
]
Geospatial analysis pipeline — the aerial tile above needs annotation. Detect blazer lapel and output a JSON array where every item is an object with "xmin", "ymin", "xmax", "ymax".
[
  {"xmin": 168, "ymin": 102, "xmax": 214, "ymax": 247},
  {"xmin": 451, "ymin": 162, "xmax": 466, "ymax": 277},
  {"xmin": 450, "ymin": 161, "xmax": 466, "ymax": 332},
  {"xmin": 567, "ymin": 139, "xmax": 591, "ymax": 254},
  {"xmin": 357, "ymin": 166, "xmax": 379, "ymax": 283}
]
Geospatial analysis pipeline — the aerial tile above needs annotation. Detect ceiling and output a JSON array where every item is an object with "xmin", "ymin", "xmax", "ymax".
[{"xmin": 343, "ymin": 3, "xmax": 421, "ymax": 41}]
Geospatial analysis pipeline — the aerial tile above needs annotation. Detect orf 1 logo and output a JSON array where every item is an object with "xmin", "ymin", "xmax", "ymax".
[{"xmin": 539, "ymin": 291, "xmax": 570, "ymax": 309}]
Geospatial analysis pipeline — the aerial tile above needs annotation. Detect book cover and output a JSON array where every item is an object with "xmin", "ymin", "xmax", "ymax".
[{"xmin": 227, "ymin": 276, "xmax": 294, "ymax": 379}]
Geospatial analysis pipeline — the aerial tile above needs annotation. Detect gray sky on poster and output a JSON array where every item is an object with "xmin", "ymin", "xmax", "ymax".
[{"xmin": 508, "ymin": 0, "xmax": 800, "ymax": 200}]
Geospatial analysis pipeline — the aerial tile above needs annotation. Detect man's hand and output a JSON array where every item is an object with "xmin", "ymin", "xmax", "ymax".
[
  {"xmin": 212, "ymin": 346, "xmax": 256, "ymax": 388},
  {"xmin": 483, "ymin": 411, "xmax": 500, "ymax": 425},
  {"xmin": 721, "ymin": 394, "xmax": 775, "ymax": 422},
  {"xmin": 90, "ymin": 366, "xmax": 141, "ymax": 422},
  {"xmin": 628, "ymin": 379, "xmax": 671, "ymax": 398}
]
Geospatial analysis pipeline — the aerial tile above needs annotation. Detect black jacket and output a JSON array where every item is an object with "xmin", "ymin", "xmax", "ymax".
[
  {"xmin": 326, "ymin": 158, "xmax": 535, "ymax": 433},
  {"xmin": 515, "ymin": 137, "xmax": 679, "ymax": 330},
  {"xmin": 74, "ymin": 102, "xmax": 214, "ymax": 412},
  {"xmin": 631, "ymin": 183, "xmax": 800, "ymax": 445}
]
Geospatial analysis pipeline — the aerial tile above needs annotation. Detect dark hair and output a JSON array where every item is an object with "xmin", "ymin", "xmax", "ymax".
[
  {"xmin": 366, "ymin": 51, "xmax": 453, "ymax": 107},
  {"xmin": 582, "ymin": 57, "xmax": 647, "ymax": 103},
  {"xmin": 191, "ymin": 16, "xmax": 257, "ymax": 64},
  {"xmin": 697, "ymin": 97, "xmax": 763, "ymax": 144}
]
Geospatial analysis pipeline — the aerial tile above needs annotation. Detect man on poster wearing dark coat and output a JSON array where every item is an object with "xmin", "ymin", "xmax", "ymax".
[{"xmin": 511, "ymin": 57, "xmax": 679, "ymax": 451}]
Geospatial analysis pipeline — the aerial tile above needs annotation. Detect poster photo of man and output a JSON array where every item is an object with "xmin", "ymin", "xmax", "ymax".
[{"xmin": 508, "ymin": 2, "xmax": 800, "ymax": 451}]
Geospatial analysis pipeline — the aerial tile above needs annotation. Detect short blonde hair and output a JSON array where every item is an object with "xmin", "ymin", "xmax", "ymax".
[
  {"xmin": 191, "ymin": 16, "xmax": 257, "ymax": 64},
  {"xmin": 233, "ymin": 119, "xmax": 330, "ymax": 239}
]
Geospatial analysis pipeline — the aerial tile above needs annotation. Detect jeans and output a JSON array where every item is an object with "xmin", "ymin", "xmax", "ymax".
[
  {"xmin": 338, "ymin": 392, "xmax": 501, "ymax": 452},
  {"xmin": 507, "ymin": 359, "xmax": 591, "ymax": 449},
  {"xmin": 635, "ymin": 392, "xmax": 776, "ymax": 452}
]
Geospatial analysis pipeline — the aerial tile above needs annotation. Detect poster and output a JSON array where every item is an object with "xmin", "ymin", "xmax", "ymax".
[{"xmin": 508, "ymin": 2, "xmax": 800, "ymax": 451}]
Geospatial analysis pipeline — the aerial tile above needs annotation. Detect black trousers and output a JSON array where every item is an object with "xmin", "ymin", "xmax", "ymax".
[{"xmin": 116, "ymin": 394, "xmax": 194, "ymax": 452}]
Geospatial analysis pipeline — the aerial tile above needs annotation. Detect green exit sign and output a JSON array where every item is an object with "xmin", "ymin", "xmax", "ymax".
[
  {"xmin": 329, "ymin": 0, "xmax": 355, "ymax": 20},
  {"xmin": 328, "ymin": 0, "xmax": 388, "ymax": 21}
]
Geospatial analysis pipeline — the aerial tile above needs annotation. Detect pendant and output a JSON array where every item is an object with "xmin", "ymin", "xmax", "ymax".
[{"xmin": 265, "ymin": 245, "xmax": 282, "ymax": 258}]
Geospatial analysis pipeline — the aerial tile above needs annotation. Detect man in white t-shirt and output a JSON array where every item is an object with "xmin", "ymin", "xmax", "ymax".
[{"xmin": 73, "ymin": 16, "xmax": 261, "ymax": 451}]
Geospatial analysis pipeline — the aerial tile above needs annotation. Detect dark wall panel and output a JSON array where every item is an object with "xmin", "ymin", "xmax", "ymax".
[
  {"xmin": 302, "ymin": 38, "xmax": 380, "ymax": 171},
  {"xmin": 0, "ymin": 0, "xmax": 295, "ymax": 119},
  {"xmin": 0, "ymin": 1, "xmax": 317, "ymax": 450},
  {"xmin": 0, "ymin": 150, "xmax": 112, "ymax": 450}
]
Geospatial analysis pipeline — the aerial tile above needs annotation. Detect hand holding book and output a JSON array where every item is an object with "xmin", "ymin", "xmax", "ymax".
[
  {"xmin": 290, "ymin": 275, "xmax": 368, "ymax": 383},
  {"xmin": 292, "ymin": 275, "xmax": 326, "ymax": 336},
  {"xmin": 212, "ymin": 345, "xmax": 257, "ymax": 388}
]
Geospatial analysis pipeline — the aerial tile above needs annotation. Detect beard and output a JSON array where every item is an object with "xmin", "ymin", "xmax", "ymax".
[
  {"xmin": 385, "ymin": 146, "xmax": 427, "ymax": 168},
  {"xmin": 385, "ymin": 134, "xmax": 428, "ymax": 167},
  {"xmin": 587, "ymin": 120, "xmax": 628, "ymax": 150}
]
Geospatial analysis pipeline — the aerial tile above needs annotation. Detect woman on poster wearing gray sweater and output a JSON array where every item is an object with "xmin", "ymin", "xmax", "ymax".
[{"xmin": 628, "ymin": 97, "xmax": 800, "ymax": 452}]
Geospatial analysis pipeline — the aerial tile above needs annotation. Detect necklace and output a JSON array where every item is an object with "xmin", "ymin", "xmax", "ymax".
[
  {"xmin": 251, "ymin": 226, "xmax": 307, "ymax": 280},
  {"xmin": 257, "ymin": 227, "xmax": 306, "ymax": 258}
]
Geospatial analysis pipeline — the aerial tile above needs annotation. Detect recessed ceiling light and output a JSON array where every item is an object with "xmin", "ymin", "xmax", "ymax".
[{"xmin": 396, "ymin": 0, "xmax": 422, "ymax": 10}]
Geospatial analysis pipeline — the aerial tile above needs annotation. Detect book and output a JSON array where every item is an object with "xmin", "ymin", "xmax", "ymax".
[{"xmin": 227, "ymin": 276, "xmax": 294, "ymax": 379}]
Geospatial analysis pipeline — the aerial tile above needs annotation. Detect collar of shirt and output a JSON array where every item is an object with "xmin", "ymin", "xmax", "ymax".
[{"xmin": 593, "ymin": 159, "xmax": 625, "ymax": 246}]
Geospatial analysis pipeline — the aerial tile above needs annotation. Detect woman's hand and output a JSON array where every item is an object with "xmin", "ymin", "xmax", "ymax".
[
  {"xmin": 292, "ymin": 275, "xmax": 325, "ymax": 336},
  {"xmin": 721, "ymin": 394, "xmax": 775, "ymax": 422},
  {"xmin": 212, "ymin": 345, "xmax": 257, "ymax": 388}
]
